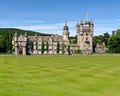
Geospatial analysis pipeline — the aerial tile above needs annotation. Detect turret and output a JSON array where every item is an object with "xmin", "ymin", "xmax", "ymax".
[
  {"xmin": 90, "ymin": 21, "xmax": 94, "ymax": 34},
  {"xmin": 35, "ymin": 33, "xmax": 38, "ymax": 38},
  {"xmin": 13, "ymin": 32, "xmax": 18, "ymax": 55},
  {"xmin": 24, "ymin": 32, "xmax": 27, "ymax": 41},
  {"xmin": 25, "ymin": 32, "xmax": 27, "ymax": 37},
  {"xmin": 62, "ymin": 22, "xmax": 69, "ymax": 45},
  {"xmin": 80, "ymin": 20, "xmax": 83, "ymax": 32},
  {"xmin": 76, "ymin": 22, "xmax": 80, "ymax": 35},
  {"xmin": 14, "ymin": 32, "xmax": 18, "ymax": 42}
]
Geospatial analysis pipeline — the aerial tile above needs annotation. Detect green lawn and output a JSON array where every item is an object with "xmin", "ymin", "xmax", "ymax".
[{"xmin": 0, "ymin": 56, "xmax": 120, "ymax": 96}]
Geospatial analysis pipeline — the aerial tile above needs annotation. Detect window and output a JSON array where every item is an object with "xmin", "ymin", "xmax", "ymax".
[
  {"xmin": 86, "ymin": 38, "xmax": 88, "ymax": 40},
  {"xmin": 86, "ymin": 41, "xmax": 89, "ymax": 44},
  {"xmin": 49, "ymin": 46, "xmax": 52, "ymax": 49},
  {"xmin": 44, "ymin": 45, "xmax": 46, "ymax": 49},
  {"xmin": 38, "ymin": 42, "xmax": 42, "ymax": 45},
  {"xmin": 38, "ymin": 46, "xmax": 41, "ymax": 49},
  {"xmin": 44, "ymin": 42, "xmax": 46, "ymax": 44},
  {"xmin": 34, "ymin": 46, "xmax": 36, "ymax": 49},
  {"xmin": 59, "ymin": 45, "xmax": 62, "ymax": 49},
  {"xmin": 54, "ymin": 46, "xmax": 56, "ymax": 49}
]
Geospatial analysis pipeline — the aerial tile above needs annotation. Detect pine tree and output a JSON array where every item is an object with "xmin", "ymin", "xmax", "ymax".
[
  {"xmin": 41, "ymin": 41, "xmax": 44, "ymax": 54},
  {"xmin": 67, "ymin": 45, "xmax": 71, "ymax": 55},
  {"xmin": 57, "ymin": 42, "xmax": 59, "ymax": 54},
  {"xmin": 62, "ymin": 43, "xmax": 65, "ymax": 54},
  {"xmin": 46, "ymin": 41, "xmax": 49, "ymax": 52},
  {"xmin": 30, "ymin": 41, "xmax": 34, "ymax": 52},
  {"xmin": 0, "ymin": 35, "xmax": 5, "ymax": 53}
]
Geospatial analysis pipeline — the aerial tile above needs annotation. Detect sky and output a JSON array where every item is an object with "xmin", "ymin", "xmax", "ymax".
[{"xmin": 0, "ymin": 0, "xmax": 120, "ymax": 36}]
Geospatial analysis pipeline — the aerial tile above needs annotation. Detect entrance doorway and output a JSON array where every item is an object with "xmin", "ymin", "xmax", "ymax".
[{"xmin": 19, "ymin": 48, "xmax": 23, "ymax": 55}]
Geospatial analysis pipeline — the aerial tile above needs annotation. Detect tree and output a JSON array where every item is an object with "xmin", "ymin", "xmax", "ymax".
[
  {"xmin": 116, "ymin": 29, "xmax": 120, "ymax": 36},
  {"xmin": 103, "ymin": 32, "xmax": 110, "ymax": 47},
  {"xmin": 67, "ymin": 45, "xmax": 71, "ymax": 55},
  {"xmin": 0, "ymin": 35, "xmax": 5, "ymax": 53},
  {"xmin": 57, "ymin": 42, "xmax": 59, "ymax": 54},
  {"xmin": 112, "ymin": 30, "xmax": 115, "ymax": 35},
  {"xmin": 108, "ymin": 35, "xmax": 120, "ymax": 53},
  {"xmin": 46, "ymin": 41, "xmax": 49, "ymax": 52},
  {"xmin": 41, "ymin": 41, "xmax": 44, "ymax": 54},
  {"xmin": 62, "ymin": 43, "xmax": 65, "ymax": 54},
  {"xmin": 93, "ymin": 32, "xmax": 110, "ymax": 48},
  {"xmin": 36, "ymin": 42, "xmax": 38, "ymax": 50},
  {"xmin": 69, "ymin": 36, "xmax": 77, "ymax": 44},
  {"xmin": 3, "ymin": 30, "xmax": 13, "ymax": 53},
  {"xmin": 93, "ymin": 35, "xmax": 104, "ymax": 45},
  {"xmin": 30, "ymin": 41, "xmax": 34, "ymax": 52}
]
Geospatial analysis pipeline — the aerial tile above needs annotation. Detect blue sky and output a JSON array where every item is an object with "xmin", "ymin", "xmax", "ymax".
[{"xmin": 0, "ymin": 0, "xmax": 120, "ymax": 36}]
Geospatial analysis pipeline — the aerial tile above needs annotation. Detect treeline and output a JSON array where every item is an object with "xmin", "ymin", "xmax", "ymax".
[
  {"xmin": 93, "ymin": 29, "xmax": 120, "ymax": 53},
  {"xmin": 0, "ymin": 28, "xmax": 50, "ymax": 53},
  {"xmin": 93, "ymin": 32, "xmax": 110, "ymax": 48},
  {"xmin": 0, "ymin": 28, "xmax": 50, "ymax": 36},
  {"xmin": 108, "ymin": 29, "xmax": 120, "ymax": 53}
]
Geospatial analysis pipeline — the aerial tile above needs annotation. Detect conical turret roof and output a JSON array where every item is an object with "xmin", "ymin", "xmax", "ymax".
[
  {"xmin": 76, "ymin": 22, "xmax": 79, "ymax": 27},
  {"xmin": 63, "ymin": 22, "xmax": 69, "ymax": 30},
  {"xmin": 80, "ymin": 20, "xmax": 83, "ymax": 25}
]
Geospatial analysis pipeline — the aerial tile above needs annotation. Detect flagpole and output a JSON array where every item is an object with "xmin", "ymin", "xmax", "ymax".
[
  {"xmin": 65, "ymin": 21, "xmax": 67, "ymax": 25},
  {"xmin": 87, "ymin": 13, "xmax": 88, "ymax": 21}
]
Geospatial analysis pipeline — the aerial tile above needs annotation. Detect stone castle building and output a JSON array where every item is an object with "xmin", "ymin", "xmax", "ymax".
[
  {"xmin": 95, "ymin": 42, "xmax": 107, "ymax": 53},
  {"xmin": 12, "ymin": 20, "xmax": 94, "ymax": 55}
]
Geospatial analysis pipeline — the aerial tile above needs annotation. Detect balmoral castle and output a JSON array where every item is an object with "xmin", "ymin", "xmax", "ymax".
[{"xmin": 12, "ymin": 20, "xmax": 94, "ymax": 55}]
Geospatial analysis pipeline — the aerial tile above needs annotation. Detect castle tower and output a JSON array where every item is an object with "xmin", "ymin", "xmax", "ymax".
[
  {"xmin": 76, "ymin": 22, "xmax": 80, "ymax": 45},
  {"xmin": 62, "ymin": 22, "xmax": 69, "ymax": 45},
  {"xmin": 80, "ymin": 20, "xmax": 83, "ymax": 32},
  {"xmin": 77, "ymin": 20, "xmax": 94, "ymax": 54},
  {"xmin": 13, "ymin": 32, "xmax": 28, "ymax": 55},
  {"xmin": 76, "ymin": 22, "xmax": 80, "ymax": 35},
  {"xmin": 24, "ymin": 32, "xmax": 27, "ymax": 41},
  {"xmin": 14, "ymin": 32, "xmax": 18, "ymax": 55},
  {"xmin": 22, "ymin": 32, "xmax": 28, "ymax": 55},
  {"xmin": 76, "ymin": 20, "xmax": 84, "ymax": 46}
]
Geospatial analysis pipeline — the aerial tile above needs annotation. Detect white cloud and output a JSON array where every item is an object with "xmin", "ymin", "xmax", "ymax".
[
  {"xmin": 1, "ymin": 19, "xmax": 120, "ymax": 36},
  {"xmin": 18, "ymin": 25, "xmax": 57, "ymax": 30},
  {"xmin": 12, "ymin": 21, "xmax": 77, "ymax": 36}
]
